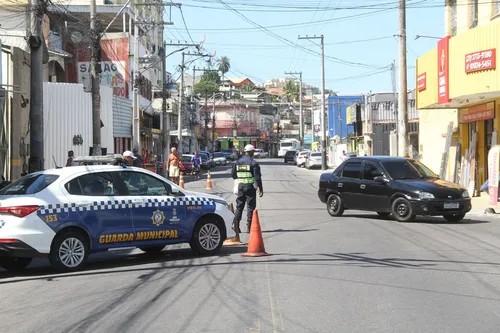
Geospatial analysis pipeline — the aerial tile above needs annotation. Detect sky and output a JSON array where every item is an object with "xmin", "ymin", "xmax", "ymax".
[{"xmin": 163, "ymin": 0, "xmax": 444, "ymax": 94}]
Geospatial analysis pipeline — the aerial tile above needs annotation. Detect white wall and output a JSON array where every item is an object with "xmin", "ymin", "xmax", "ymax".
[
  {"xmin": 419, "ymin": 108, "xmax": 458, "ymax": 175},
  {"xmin": 43, "ymin": 82, "xmax": 114, "ymax": 168}
]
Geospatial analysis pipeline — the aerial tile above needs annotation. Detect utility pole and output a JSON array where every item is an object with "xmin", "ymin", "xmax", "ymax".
[
  {"xmin": 284, "ymin": 71, "xmax": 303, "ymax": 147},
  {"xmin": 178, "ymin": 52, "xmax": 185, "ymax": 153},
  {"xmin": 299, "ymin": 34, "xmax": 327, "ymax": 170},
  {"xmin": 132, "ymin": 2, "xmax": 140, "ymax": 153},
  {"xmin": 90, "ymin": 0, "xmax": 102, "ymax": 156},
  {"xmin": 398, "ymin": 0, "xmax": 409, "ymax": 157},
  {"xmin": 28, "ymin": 0, "xmax": 44, "ymax": 172},
  {"xmin": 161, "ymin": 40, "xmax": 168, "ymax": 172},
  {"xmin": 212, "ymin": 91, "xmax": 216, "ymax": 152},
  {"xmin": 192, "ymin": 66, "xmax": 196, "ymax": 103}
]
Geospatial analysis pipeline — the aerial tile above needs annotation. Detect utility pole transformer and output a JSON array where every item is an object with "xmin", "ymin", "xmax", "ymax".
[
  {"xmin": 284, "ymin": 71, "xmax": 303, "ymax": 147},
  {"xmin": 28, "ymin": 0, "xmax": 44, "ymax": 172},
  {"xmin": 90, "ymin": 0, "xmax": 102, "ymax": 156},
  {"xmin": 298, "ymin": 34, "xmax": 327, "ymax": 170},
  {"xmin": 398, "ymin": 0, "xmax": 409, "ymax": 157}
]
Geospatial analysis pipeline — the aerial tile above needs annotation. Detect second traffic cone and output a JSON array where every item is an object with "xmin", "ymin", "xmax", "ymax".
[
  {"xmin": 224, "ymin": 202, "xmax": 244, "ymax": 246},
  {"xmin": 242, "ymin": 210, "xmax": 270, "ymax": 257},
  {"xmin": 179, "ymin": 172, "xmax": 185, "ymax": 189},
  {"xmin": 206, "ymin": 171, "xmax": 213, "ymax": 190}
]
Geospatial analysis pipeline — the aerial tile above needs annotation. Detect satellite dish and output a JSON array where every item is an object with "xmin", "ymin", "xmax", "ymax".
[{"xmin": 71, "ymin": 31, "xmax": 83, "ymax": 44}]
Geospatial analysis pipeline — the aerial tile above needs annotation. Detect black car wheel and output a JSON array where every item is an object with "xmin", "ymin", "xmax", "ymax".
[
  {"xmin": 327, "ymin": 194, "xmax": 344, "ymax": 217},
  {"xmin": 0, "ymin": 257, "xmax": 32, "ymax": 272},
  {"xmin": 443, "ymin": 213, "xmax": 466, "ymax": 222},
  {"xmin": 377, "ymin": 212, "xmax": 391, "ymax": 218},
  {"xmin": 391, "ymin": 198, "xmax": 415, "ymax": 222},
  {"xmin": 139, "ymin": 246, "xmax": 165, "ymax": 254}
]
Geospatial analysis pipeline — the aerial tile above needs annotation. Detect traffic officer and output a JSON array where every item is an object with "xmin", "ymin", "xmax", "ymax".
[{"xmin": 231, "ymin": 144, "xmax": 263, "ymax": 233}]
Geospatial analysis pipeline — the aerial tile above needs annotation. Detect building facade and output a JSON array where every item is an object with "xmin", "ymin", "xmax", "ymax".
[{"xmin": 417, "ymin": 1, "xmax": 500, "ymax": 193}]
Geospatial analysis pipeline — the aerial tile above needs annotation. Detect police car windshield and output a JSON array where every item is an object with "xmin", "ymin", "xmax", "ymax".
[{"xmin": 0, "ymin": 174, "xmax": 59, "ymax": 195}]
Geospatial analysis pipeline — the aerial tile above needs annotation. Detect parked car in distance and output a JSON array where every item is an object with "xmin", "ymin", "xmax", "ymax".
[
  {"xmin": 318, "ymin": 156, "xmax": 472, "ymax": 223},
  {"xmin": 212, "ymin": 152, "xmax": 228, "ymax": 166},
  {"xmin": 221, "ymin": 149, "xmax": 237, "ymax": 161},
  {"xmin": 296, "ymin": 150, "xmax": 310, "ymax": 167},
  {"xmin": 180, "ymin": 155, "xmax": 194, "ymax": 174},
  {"xmin": 284, "ymin": 150, "xmax": 297, "ymax": 163},
  {"xmin": 199, "ymin": 151, "xmax": 215, "ymax": 168},
  {"xmin": 305, "ymin": 152, "xmax": 322, "ymax": 169},
  {"xmin": 198, "ymin": 153, "xmax": 211, "ymax": 169},
  {"xmin": 254, "ymin": 149, "xmax": 268, "ymax": 158}
]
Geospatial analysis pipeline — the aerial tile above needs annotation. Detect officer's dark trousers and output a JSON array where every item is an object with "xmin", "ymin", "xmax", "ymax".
[{"xmin": 234, "ymin": 184, "xmax": 257, "ymax": 228}]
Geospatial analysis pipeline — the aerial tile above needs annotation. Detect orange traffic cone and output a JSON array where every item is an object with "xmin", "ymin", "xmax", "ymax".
[
  {"xmin": 206, "ymin": 171, "xmax": 213, "ymax": 190},
  {"xmin": 224, "ymin": 202, "xmax": 244, "ymax": 246},
  {"xmin": 179, "ymin": 172, "xmax": 185, "ymax": 189},
  {"xmin": 241, "ymin": 210, "xmax": 270, "ymax": 257}
]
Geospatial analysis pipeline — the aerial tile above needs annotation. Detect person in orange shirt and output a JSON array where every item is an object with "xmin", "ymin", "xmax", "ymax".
[{"xmin": 167, "ymin": 147, "xmax": 180, "ymax": 184}]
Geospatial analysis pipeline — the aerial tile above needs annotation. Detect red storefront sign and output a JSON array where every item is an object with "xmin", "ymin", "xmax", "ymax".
[
  {"xmin": 417, "ymin": 72, "xmax": 426, "ymax": 91},
  {"xmin": 465, "ymin": 48, "xmax": 496, "ymax": 74},
  {"xmin": 437, "ymin": 36, "xmax": 451, "ymax": 104},
  {"xmin": 458, "ymin": 102, "xmax": 495, "ymax": 123}
]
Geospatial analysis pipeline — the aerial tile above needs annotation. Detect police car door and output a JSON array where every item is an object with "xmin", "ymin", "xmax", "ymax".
[
  {"xmin": 64, "ymin": 171, "xmax": 134, "ymax": 250},
  {"xmin": 117, "ymin": 170, "xmax": 187, "ymax": 244}
]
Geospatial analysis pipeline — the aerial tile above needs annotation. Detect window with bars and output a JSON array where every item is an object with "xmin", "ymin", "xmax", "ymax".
[
  {"xmin": 470, "ymin": 0, "xmax": 478, "ymax": 28},
  {"xmin": 448, "ymin": 0, "xmax": 457, "ymax": 36},
  {"xmin": 495, "ymin": 1, "xmax": 500, "ymax": 16}
]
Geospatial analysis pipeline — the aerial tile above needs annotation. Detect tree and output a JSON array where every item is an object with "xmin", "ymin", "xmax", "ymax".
[
  {"xmin": 217, "ymin": 56, "xmax": 231, "ymax": 82},
  {"xmin": 194, "ymin": 71, "xmax": 221, "ymax": 98},
  {"xmin": 283, "ymin": 80, "xmax": 299, "ymax": 102},
  {"xmin": 312, "ymin": 86, "xmax": 336, "ymax": 95},
  {"xmin": 241, "ymin": 82, "xmax": 256, "ymax": 92}
]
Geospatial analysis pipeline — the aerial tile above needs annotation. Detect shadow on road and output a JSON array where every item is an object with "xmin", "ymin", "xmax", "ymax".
[
  {"xmin": 0, "ymin": 246, "xmax": 248, "ymax": 283},
  {"xmin": 262, "ymin": 228, "xmax": 319, "ymax": 233},
  {"xmin": 341, "ymin": 213, "xmax": 490, "ymax": 224}
]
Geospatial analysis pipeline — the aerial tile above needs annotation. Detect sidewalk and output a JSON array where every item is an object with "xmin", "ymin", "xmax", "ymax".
[{"xmin": 470, "ymin": 192, "xmax": 500, "ymax": 216}]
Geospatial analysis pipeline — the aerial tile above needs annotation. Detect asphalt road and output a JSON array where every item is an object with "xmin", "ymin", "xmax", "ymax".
[{"xmin": 1, "ymin": 159, "xmax": 500, "ymax": 333}]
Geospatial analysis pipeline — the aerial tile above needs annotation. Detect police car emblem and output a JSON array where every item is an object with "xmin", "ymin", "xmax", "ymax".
[
  {"xmin": 152, "ymin": 210, "xmax": 165, "ymax": 226},
  {"xmin": 170, "ymin": 208, "xmax": 181, "ymax": 223}
]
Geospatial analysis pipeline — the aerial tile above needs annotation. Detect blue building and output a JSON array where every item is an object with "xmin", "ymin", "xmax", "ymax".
[{"xmin": 327, "ymin": 94, "xmax": 364, "ymax": 139}]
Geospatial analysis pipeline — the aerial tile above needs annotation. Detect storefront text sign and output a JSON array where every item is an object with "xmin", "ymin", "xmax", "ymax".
[
  {"xmin": 458, "ymin": 102, "xmax": 495, "ymax": 123},
  {"xmin": 487, "ymin": 145, "xmax": 500, "ymax": 206},
  {"xmin": 417, "ymin": 73, "xmax": 426, "ymax": 91},
  {"xmin": 437, "ymin": 36, "xmax": 451, "ymax": 104},
  {"xmin": 465, "ymin": 49, "xmax": 496, "ymax": 74}
]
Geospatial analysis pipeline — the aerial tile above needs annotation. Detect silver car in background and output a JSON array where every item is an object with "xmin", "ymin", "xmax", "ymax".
[{"xmin": 305, "ymin": 152, "xmax": 322, "ymax": 169}]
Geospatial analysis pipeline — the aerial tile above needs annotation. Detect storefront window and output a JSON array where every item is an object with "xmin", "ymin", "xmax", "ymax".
[{"xmin": 495, "ymin": 1, "xmax": 500, "ymax": 16}]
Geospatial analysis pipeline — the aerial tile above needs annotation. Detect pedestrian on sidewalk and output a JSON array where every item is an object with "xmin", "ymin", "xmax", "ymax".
[{"xmin": 231, "ymin": 144, "xmax": 263, "ymax": 233}]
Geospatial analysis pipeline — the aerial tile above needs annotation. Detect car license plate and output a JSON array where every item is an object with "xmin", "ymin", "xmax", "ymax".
[{"xmin": 444, "ymin": 202, "xmax": 459, "ymax": 209}]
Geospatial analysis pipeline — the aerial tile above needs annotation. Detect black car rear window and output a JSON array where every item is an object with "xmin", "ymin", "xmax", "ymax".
[
  {"xmin": 285, "ymin": 150, "xmax": 296, "ymax": 156},
  {"xmin": 341, "ymin": 162, "xmax": 361, "ymax": 178},
  {"xmin": 0, "ymin": 174, "xmax": 59, "ymax": 195},
  {"xmin": 311, "ymin": 153, "xmax": 321, "ymax": 157}
]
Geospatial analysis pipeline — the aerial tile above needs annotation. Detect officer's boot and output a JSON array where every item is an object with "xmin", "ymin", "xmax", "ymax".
[{"xmin": 232, "ymin": 220, "xmax": 241, "ymax": 234}]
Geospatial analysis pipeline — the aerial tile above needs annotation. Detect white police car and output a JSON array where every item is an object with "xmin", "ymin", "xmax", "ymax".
[{"xmin": 0, "ymin": 155, "xmax": 235, "ymax": 272}]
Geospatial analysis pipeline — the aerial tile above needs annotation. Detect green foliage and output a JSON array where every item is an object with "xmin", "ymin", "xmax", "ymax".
[
  {"xmin": 270, "ymin": 95, "xmax": 280, "ymax": 103},
  {"xmin": 217, "ymin": 56, "xmax": 231, "ymax": 76},
  {"xmin": 241, "ymin": 82, "xmax": 256, "ymax": 92},
  {"xmin": 283, "ymin": 80, "xmax": 299, "ymax": 102},
  {"xmin": 194, "ymin": 71, "xmax": 221, "ymax": 98}
]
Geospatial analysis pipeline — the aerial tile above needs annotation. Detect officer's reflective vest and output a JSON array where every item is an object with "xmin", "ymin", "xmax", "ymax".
[{"xmin": 236, "ymin": 164, "xmax": 255, "ymax": 184}]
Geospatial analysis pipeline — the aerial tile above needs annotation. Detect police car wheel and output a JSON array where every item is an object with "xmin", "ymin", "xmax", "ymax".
[
  {"xmin": 49, "ymin": 231, "xmax": 89, "ymax": 271},
  {"xmin": 190, "ymin": 219, "xmax": 224, "ymax": 255},
  {"xmin": 139, "ymin": 246, "xmax": 165, "ymax": 254},
  {"xmin": 0, "ymin": 257, "xmax": 32, "ymax": 272}
]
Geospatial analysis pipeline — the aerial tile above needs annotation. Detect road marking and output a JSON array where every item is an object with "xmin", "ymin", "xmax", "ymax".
[{"xmin": 266, "ymin": 262, "xmax": 279, "ymax": 332}]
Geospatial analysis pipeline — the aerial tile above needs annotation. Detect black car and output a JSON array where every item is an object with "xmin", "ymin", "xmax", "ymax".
[
  {"xmin": 284, "ymin": 150, "xmax": 298, "ymax": 163},
  {"xmin": 318, "ymin": 156, "xmax": 472, "ymax": 222}
]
